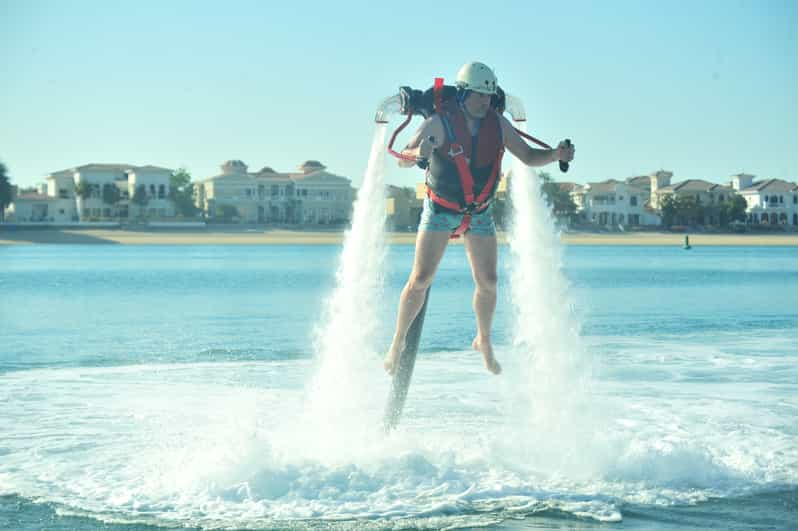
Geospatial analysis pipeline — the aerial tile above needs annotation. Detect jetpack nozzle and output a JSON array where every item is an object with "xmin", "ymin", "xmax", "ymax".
[
  {"xmin": 374, "ymin": 94, "xmax": 401, "ymax": 124},
  {"xmin": 503, "ymin": 93, "xmax": 527, "ymax": 123}
]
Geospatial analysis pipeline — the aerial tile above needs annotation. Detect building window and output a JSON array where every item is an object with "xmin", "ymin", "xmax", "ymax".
[
  {"xmin": 302, "ymin": 189, "xmax": 308, "ymax": 197},
  {"xmin": 149, "ymin": 185, "xmax": 156, "ymax": 197},
  {"xmin": 793, "ymin": 195, "xmax": 797, "ymax": 204},
  {"xmin": 779, "ymin": 195, "xmax": 784, "ymax": 203},
  {"xmin": 719, "ymin": 194, "xmax": 724, "ymax": 202},
  {"xmin": 271, "ymin": 185, "xmax": 279, "ymax": 197},
  {"xmin": 158, "ymin": 185, "xmax": 166, "ymax": 198},
  {"xmin": 630, "ymin": 195, "xmax": 638, "ymax": 206},
  {"xmin": 246, "ymin": 188, "xmax": 252, "ymax": 198},
  {"xmin": 59, "ymin": 188, "xmax": 69, "ymax": 198}
]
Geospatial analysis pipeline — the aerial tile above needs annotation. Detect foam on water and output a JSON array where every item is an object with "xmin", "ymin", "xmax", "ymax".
[{"xmin": 1, "ymin": 349, "xmax": 795, "ymax": 529}]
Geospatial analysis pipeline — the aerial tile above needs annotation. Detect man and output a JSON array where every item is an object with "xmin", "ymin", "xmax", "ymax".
[{"xmin": 384, "ymin": 61, "xmax": 575, "ymax": 376}]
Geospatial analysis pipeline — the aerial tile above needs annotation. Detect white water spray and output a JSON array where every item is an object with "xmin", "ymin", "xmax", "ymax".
[
  {"xmin": 504, "ymin": 126, "xmax": 594, "ymax": 469},
  {"xmin": 301, "ymin": 125, "xmax": 389, "ymax": 458}
]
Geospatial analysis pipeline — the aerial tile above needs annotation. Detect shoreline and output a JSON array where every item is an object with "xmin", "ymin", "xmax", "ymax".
[{"xmin": 2, "ymin": 228, "xmax": 798, "ymax": 246}]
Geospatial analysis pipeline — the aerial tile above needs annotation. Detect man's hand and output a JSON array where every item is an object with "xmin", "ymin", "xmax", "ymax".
[{"xmin": 555, "ymin": 139, "xmax": 575, "ymax": 163}]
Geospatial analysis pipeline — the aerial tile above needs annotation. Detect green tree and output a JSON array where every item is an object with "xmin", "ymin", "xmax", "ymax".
[
  {"xmin": 75, "ymin": 180, "xmax": 93, "ymax": 199},
  {"xmin": 539, "ymin": 172, "xmax": 578, "ymax": 224},
  {"xmin": 719, "ymin": 195, "xmax": 748, "ymax": 227},
  {"xmin": 670, "ymin": 195, "xmax": 704, "ymax": 226},
  {"xmin": 0, "ymin": 161, "xmax": 12, "ymax": 222},
  {"xmin": 132, "ymin": 185, "xmax": 149, "ymax": 219},
  {"xmin": 170, "ymin": 167, "xmax": 199, "ymax": 217},
  {"xmin": 660, "ymin": 195, "xmax": 677, "ymax": 227},
  {"xmin": 684, "ymin": 196, "xmax": 704, "ymax": 226},
  {"xmin": 102, "ymin": 183, "xmax": 121, "ymax": 209}
]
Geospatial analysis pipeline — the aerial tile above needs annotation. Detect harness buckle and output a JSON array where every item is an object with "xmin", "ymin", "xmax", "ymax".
[
  {"xmin": 448, "ymin": 144, "xmax": 464, "ymax": 158},
  {"xmin": 464, "ymin": 202, "xmax": 479, "ymax": 214}
]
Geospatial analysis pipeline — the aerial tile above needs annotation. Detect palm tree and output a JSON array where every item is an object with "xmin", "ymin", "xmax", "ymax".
[
  {"xmin": 0, "ymin": 161, "xmax": 12, "ymax": 222},
  {"xmin": 102, "ymin": 183, "xmax": 121, "ymax": 218},
  {"xmin": 131, "ymin": 185, "xmax": 149, "ymax": 219},
  {"xmin": 74, "ymin": 180, "xmax": 94, "ymax": 220}
]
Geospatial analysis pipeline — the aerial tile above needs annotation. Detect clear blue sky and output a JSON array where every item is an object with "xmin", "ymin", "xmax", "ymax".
[{"xmin": 2, "ymin": 0, "xmax": 796, "ymax": 189}]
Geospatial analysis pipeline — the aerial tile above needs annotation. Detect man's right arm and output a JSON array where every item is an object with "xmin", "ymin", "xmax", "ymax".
[{"xmin": 398, "ymin": 116, "xmax": 444, "ymax": 168}]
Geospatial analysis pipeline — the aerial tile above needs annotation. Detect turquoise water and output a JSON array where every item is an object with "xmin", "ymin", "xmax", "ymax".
[{"xmin": 1, "ymin": 244, "xmax": 797, "ymax": 530}]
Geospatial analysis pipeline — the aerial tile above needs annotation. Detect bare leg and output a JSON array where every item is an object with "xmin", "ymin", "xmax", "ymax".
[
  {"xmin": 384, "ymin": 230, "xmax": 450, "ymax": 374},
  {"xmin": 464, "ymin": 232, "xmax": 501, "ymax": 374}
]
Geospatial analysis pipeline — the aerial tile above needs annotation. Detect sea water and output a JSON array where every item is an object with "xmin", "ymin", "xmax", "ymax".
[{"xmin": 1, "ymin": 243, "xmax": 796, "ymax": 530}]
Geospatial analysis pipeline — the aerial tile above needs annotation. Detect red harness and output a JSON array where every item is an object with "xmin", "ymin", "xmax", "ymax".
[{"xmin": 427, "ymin": 78, "xmax": 504, "ymax": 238}]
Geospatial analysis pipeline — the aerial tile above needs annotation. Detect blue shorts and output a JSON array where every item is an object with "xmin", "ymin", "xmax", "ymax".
[{"xmin": 417, "ymin": 197, "xmax": 496, "ymax": 237}]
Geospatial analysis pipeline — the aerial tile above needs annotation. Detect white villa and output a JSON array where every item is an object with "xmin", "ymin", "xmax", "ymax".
[
  {"xmin": 195, "ymin": 160, "xmax": 354, "ymax": 224},
  {"xmin": 732, "ymin": 173, "xmax": 798, "ymax": 226},
  {"xmin": 571, "ymin": 174, "xmax": 660, "ymax": 226},
  {"xmin": 4, "ymin": 163, "xmax": 175, "ymax": 223},
  {"xmin": 567, "ymin": 170, "xmax": 798, "ymax": 229}
]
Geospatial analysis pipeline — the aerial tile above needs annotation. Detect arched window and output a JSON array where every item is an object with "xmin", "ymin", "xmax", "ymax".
[
  {"xmin": 779, "ymin": 213, "xmax": 787, "ymax": 224},
  {"xmin": 793, "ymin": 213, "xmax": 798, "ymax": 226},
  {"xmin": 770, "ymin": 213, "xmax": 778, "ymax": 224},
  {"xmin": 752, "ymin": 213, "xmax": 759, "ymax": 224}
]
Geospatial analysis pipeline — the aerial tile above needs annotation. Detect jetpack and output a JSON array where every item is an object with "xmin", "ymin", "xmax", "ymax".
[
  {"xmin": 377, "ymin": 79, "xmax": 570, "ymax": 432},
  {"xmin": 375, "ymin": 78, "xmax": 571, "ymax": 172}
]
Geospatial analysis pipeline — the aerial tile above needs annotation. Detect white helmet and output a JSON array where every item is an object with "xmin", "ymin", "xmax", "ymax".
[{"xmin": 455, "ymin": 61, "xmax": 498, "ymax": 95}]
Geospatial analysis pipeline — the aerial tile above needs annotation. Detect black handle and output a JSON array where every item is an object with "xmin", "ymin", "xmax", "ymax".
[
  {"xmin": 416, "ymin": 136, "xmax": 437, "ymax": 170},
  {"xmin": 558, "ymin": 138, "xmax": 572, "ymax": 173}
]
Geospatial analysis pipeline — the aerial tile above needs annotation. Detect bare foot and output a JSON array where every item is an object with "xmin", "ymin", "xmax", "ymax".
[
  {"xmin": 383, "ymin": 339, "xmax": 406, "ymax": 376},
  {"xmin": 472, "ymin": 336, "xmax": 502, "ymax": 375}
]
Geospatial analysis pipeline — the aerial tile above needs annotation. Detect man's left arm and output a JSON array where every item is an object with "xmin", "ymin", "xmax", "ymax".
[{"xmin": 498, "ymin": 116, "xmax": 574, "ymax": 167}]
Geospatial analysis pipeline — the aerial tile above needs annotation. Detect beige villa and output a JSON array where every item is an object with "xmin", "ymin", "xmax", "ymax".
[{"xmin": 194, "ymin": 160, "xmax": 355, "ymax": 224}]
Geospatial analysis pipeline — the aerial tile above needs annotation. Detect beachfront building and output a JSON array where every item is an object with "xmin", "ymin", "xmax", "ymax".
[
  {"xmin": 570, "ymin": 175, "xmax": 659, "ymax": 227},
  {"xmin": 650, "ymin": 171, "xmax": 737, "ymax": 226},
  {"xmin": 194, "ymin": 160, "xmax": 354, "ymax": 224},
  {"xmin": 3, "ymin": 163, "xmax": 175, "ymax": 222},
  {"xmin": 70, "ymin": 163, "xmax": 175, "ymax": 221},
  {"xmin": 731, "ymin": 173, "xmax": 798, "ymax": 226},
  {"xmin": 4, "ymin": 180, "xmax": 78, "ymax": 223}
]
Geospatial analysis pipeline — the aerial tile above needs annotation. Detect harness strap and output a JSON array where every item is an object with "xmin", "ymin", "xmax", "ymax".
[
  {"xmin": 433, "ymin": 78, "xmax": 444, "ymax": 114},
  {"xmin": 426, "ymin": 111, "xmax": 505, "ymax": 239}
]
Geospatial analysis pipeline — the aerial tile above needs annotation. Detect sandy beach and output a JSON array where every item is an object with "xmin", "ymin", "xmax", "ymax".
[{"xmin": 2, "ymin": 228, "xmax": 798, "ymax": 246}]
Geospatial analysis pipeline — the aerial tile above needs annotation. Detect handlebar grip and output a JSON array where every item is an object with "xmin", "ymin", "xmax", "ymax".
[
  {"xmin": 559, "ymin": 139, "xmax": 571, "ymax": 173},
  {"xmin": 416, "ymin": 136, "xmax": 437, "ymax": 170}
]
